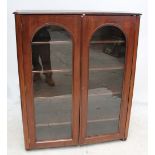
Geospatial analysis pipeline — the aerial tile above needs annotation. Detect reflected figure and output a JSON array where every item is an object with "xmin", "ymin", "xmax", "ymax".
[{"xmin": 32, "ymin": 27, "xmax": 55, "ymax": 86}]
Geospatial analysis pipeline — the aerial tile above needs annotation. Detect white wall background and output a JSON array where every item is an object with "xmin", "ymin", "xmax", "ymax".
[{"xmin": 7, "ymin": 0, "xmax": 147, "ymax": 104}]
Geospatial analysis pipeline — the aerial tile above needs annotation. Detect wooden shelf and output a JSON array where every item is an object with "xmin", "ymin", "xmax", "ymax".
[
  {"xmin": 32, "ymin": 40, "xmax": 71, "ymax": 45},
  {"xmin": 90, "ymin": 40, "xmax": 125, "ymax": 44},
  {"xmin": 36, "ymin": 117, "xmax": 118, "ymax": 127},
  {"xmin": 32, "ymin": 40, "xmax": 125, "ymax": 45},
  {"xmin": 35, "ymin": 91, "xmax": 121, "ymax": 100},
  {"xmin": 32, "ymin": 69, "xmax": 71, "ymax": 73},
  {"xmin": 89, "ymin": 66, "xmax": 124, "ymax": 71},
  {"xmin": 32, "ymin": 66, "xmax": 124, "ymax": 73},
  {"xmin": 36, "ymin": 122, "xmax": 70, "ymax": 127},
  {"xmin": 89, "ymin": 91, "xmax": 121, "ymax": 97}
]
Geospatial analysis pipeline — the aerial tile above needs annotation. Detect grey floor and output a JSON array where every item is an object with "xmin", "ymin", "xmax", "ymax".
[{"xmin": 7, "ymin": 100, "xmax": 147, "ymax": 155}]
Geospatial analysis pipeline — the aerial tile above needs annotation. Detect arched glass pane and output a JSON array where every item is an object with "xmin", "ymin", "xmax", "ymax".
[
  {"xmin": 31, "ymin": 25, "xmax": 72, "ymax": 141},
  {"xmin": 87, "ymin": 26, "xmax": 126, "ymax": 136}
]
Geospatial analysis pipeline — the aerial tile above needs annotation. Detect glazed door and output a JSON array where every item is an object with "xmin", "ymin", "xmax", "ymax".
[
  {"xmin": 21, "ymin": 15, "xmax": 81, "ymax": 149},
  {"xmin": 80, "ymin": 15, "xmax": 136, "ymax": 144}
]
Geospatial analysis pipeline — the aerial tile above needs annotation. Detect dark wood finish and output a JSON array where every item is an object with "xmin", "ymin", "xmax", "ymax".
[
  {"xmin": 14, "ymin": 12, "xmax": 140, "ymax": 150},
  {"xmin": 124, "ymin": 16, "xmax": 140, "ymax": 139},
  {"xmin": 15, "ymin": 15, "xmax": 31, "ymax": 150}
]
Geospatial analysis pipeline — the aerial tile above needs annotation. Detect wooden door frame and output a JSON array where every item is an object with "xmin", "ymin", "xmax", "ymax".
[
  {"xmin": 79, "ymin": 15, "xmax": 140, "ymax": 145},
  {"xmin": 15, "ymin": 14, "xmax": 81, "ymax": 149}
]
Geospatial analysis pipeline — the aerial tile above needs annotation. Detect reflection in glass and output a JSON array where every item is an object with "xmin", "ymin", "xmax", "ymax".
[
  {"xmin": 87, "ymin": 26, "xmax": 126, "ymax": 136},
  {"xmin": 31, "ymin": 25, "xmax": 72, "ymax": 141}
]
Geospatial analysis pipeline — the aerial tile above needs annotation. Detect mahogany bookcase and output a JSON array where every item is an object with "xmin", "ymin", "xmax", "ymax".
[{"xmin": 14, "ymin": 11, "xmax": 141, "ymax": 150}]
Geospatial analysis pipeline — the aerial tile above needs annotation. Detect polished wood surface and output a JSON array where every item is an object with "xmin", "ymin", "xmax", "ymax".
[
  {"xmin": 124, "ymin": 16, "xmax": 140, "ymax": 139},
  {"xmin": 15, "ymin": 14, "xmax": 31, "ymax": 150},
  {"xmin": 15, "ymin": 13, "xmax": 140, "ymax": 149}
]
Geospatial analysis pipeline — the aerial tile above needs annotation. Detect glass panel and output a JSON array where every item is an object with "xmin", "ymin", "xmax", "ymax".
[
  {"xmin": 87, "ymin": 26, "xmax": 126, "ymax": 136},
  {"xmin": 31, "ymin": 25, "xmax": 72, "ymax": 141}
]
